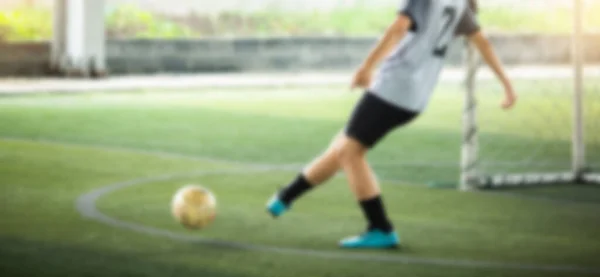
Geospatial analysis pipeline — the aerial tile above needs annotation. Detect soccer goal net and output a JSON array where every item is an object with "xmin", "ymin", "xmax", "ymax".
[{"xmin": 459, "ymin": 0, "xmax": 600, "ymax": 190}]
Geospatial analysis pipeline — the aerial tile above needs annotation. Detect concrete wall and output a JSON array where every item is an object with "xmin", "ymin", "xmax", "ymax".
[
  {"xmin": 0, "ymin": 42, "xmax": 49, "ymax": 76},
  {"xmin": 1, "ymin": 34, "xmax": 599, "ymax": 76}
]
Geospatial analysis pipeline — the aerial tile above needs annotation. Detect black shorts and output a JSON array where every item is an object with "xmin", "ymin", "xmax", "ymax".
[{"xmin": 345, "ymin": 92, "xmax": 418, "ymax": 148}]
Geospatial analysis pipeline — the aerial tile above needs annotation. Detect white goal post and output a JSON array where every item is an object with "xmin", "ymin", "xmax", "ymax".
[{"xmin": 459, "ymin": 0, "xmax": 599, "ymax": 190}]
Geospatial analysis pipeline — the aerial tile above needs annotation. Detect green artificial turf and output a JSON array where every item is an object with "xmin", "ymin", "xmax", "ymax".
[{"xmin": 0, "ymin": 80, "xmax": 599, "ymax": 277}]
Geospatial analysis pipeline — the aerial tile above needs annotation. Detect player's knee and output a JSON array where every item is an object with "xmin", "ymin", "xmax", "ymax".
[{"xmin": 334, "ymin": 136, "xmax": 367, "ymax": 164}]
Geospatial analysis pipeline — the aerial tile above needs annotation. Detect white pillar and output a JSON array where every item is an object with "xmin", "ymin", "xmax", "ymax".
[{"xmin": 51, "ymin": 0, "xmax": 106, "ymax": 77}]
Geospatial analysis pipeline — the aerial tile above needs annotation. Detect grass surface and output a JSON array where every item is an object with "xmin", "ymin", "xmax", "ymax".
[
  {"xmin": 0, "ymin": 81, "xmax": 599, "ymax": 277},
  {"xmin": 0, "ymin": 79, "xmax": 598, "ymax": 180}
]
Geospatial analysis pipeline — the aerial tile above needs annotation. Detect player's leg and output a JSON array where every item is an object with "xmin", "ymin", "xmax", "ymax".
[
  {"xmin": 335, "ymin": 136, "xmax": 397, "ymax": 248},
  {"xmin": 266, "ymin": 132, "xmax": 343, "ymax": 216},
  {"xmin": 336, "ymin": 138, "xmax": 378, "ymax": 199},
  {"xmin": 337, "ymin": 92, "xmax": 417, "ymax": 249}
]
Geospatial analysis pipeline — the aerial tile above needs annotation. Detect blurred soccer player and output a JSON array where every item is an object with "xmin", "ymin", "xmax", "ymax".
[{"xmin": 267, "ymin": 0, "xmax": 516, "ymax": 249}]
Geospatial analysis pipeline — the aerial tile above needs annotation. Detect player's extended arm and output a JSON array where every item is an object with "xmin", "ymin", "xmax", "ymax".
[
  {"xmin": 351, "ymin": 15, "xmax": 412, "ymax": 89},
  {"xmin": 469, "ymin": 31, "xmax": 517, "ymax": 109}
]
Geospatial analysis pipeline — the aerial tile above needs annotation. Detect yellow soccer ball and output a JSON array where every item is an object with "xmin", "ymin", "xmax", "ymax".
[{"xmin": 171, "ymin": 185, "xmax": 217, "ymax": 230}]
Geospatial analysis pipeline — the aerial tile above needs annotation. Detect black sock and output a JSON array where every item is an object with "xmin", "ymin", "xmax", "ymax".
[
  {"xmin": 360, "ymin": 195, "xmax": 394, "ymax": 232},
  {"xmin": 278, "ymin": 174, "xmax": 313, "ymax": 206}
]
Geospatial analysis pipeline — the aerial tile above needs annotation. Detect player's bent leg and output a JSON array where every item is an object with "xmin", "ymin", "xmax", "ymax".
[
  {"xmin": 267, "ymin": 132, "xmax": 344, "ymax": 218},
  {"xmin": 268, "ymin": 92, "xmax": 417, "ymax": 248}
]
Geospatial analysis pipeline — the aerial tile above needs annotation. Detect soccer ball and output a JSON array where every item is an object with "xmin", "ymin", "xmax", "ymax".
[{"xmin": 171, "ymin": 185, "xmax": 217, "ymax": 230}]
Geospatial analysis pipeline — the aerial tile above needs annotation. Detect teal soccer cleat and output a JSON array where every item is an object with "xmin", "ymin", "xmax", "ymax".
[
  {"xmin": 266, "ymin": 194, "xmax": 288, "ymax": 218},
  {"xmin": 339, "ymin": 229, "xmax": 400, "ymax": 249}
]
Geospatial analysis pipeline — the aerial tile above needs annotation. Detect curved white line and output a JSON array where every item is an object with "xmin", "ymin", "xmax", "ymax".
[{"xmin": 75, "ymin": 170, "xmax": 600, "ymax": 274}]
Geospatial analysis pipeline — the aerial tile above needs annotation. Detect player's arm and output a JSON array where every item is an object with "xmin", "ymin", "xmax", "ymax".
[
  {"xmin": 457, "ymin": 4, "xmax": 516, "ymax": 110},
  {"xmin": 361, "ymin": 15, "xmax": 411, "ymax": 72},
  {"xmin": 468, "ymin": 31, "xmax": 516, "ymax": 109},
  {"xmin": 351, "ymin": 15, "xmax": 412, "ymax": 89}
]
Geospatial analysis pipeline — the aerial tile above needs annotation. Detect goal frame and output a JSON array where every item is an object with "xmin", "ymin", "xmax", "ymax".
[{"xmin": 459, "ymin": 0, "xmax": 599, "ymax": 190}]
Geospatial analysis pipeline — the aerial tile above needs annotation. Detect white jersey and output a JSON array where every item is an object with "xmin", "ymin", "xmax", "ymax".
[{"xmin": 370, "ymin": 0, "xmax": 480, "ymax": 112}]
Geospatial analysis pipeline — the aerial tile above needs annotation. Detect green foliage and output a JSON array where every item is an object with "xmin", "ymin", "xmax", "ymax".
[
  {"xmin": 105, "ymin": 4, "xmax": 197, "ymax": 39},
  {"xmin": 478, "ymin": 4, "xmax": 600, "ymax": 33},
  {"xmin": 0, "ymin": 7, "xmax": 52, "ymax": 41},
  {"xmin": 234, "ymin": 8, "xmax": 391, "ymax": 36},
  {"xmin": 1, "ymin": 3, "xmax": 600, "ymax": 41},
  {"xmin": 0, "ymin": 4, "xmax": 197, "ymax": 42}
]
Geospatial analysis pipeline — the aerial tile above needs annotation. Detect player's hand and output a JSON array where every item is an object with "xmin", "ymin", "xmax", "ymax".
[
  {"xmin": 350, "ymin": 66, "xmax": 372, "ymax": 91},
  {"xmin": 501, "ymin": 88, "xmax": 517, "ymax": 110}
]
